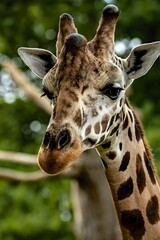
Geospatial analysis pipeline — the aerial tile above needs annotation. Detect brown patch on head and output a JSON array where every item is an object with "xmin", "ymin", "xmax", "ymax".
[
  {"xmin": 88, "ymin": 94, "xmax": 98, "ymax": 103},
  {"xmin": 146, "ymin": 195, "xmax": 160, "ymax": 225},
  {"xmin": 98, "ymin": 135, "xmax": 106, "ymax": 144},
  {"xmin": 83, "ymin": 138, "xmax": 97, "ymax": 147},
  {"xmin": 94, "ymin": 122, "xmax": 101, "ymax": 134},
  {"xmin": 92, "ymin": 108, "xmax": 98, "ymax": 118},
  {"xmin": 85, "ymin": 125, "xmax": 92, "ymax": 136},
  {"xmin": 136, "ymin": 154, "xmax": 146, "ymax": 194},
  {"xmin": 115, "ymin": 113, "xmax": 120, "ymax": 122},
  {"xmin": 54, "ymin": 109, "xmax": 68, "ymax": 121},
  {"xmin": 107, "ymin": 115, "xmax": 115, "ymax": 130},
  {"xmin": 73, "ymin": 109, "xmax": 82, "ymax": 127},
  {"xmin": 121, "ymin": 209, "xmax": 145, "ymax": 240},
  {"xmin": 61, "ymin": 98, "xmax": 72, "ymax": 109},
  {"xmin": 101, "ymin": 114, "xmax": 108, "ymax": 132},
  {"xmin": 38, "ymin": 135, "xmax": 82, "ymax": 175},
  {"xmin": 64, "ymin": 89, "xmax": 79, "ymax": 102},
  {"xmin": 81, "ymin": 84, "xmax": 89, "ymax": 94}
]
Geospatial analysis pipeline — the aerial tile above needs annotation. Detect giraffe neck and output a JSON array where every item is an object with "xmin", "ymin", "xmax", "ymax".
[{"xmin": 97, "ymin": 100, "xmax": 160, "ymax": 240}]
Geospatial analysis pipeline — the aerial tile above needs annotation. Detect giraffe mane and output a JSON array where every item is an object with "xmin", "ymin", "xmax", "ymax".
[{"xmin": 126, "ymin": 99, "xmax": 159, "ymax": 182}]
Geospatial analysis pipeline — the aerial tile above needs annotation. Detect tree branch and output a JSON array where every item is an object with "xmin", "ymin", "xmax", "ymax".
[
  {"xmin": 0, "ymin": 168, "xmax": 49, "ymax": 182},
  {"xmin": 0, "ymin": 150, "xmax": 101, "ymax": 182},
  {"xmin": 0, "ymin": 166, "xmax": 81, "ymax": 182},
  {"xmin": 0, "ymin": 149, "xmax": 88, "ymax": 182},
  {"xmin": 0, "ymin": 150, "xmax": 37, "ymax": 165}
]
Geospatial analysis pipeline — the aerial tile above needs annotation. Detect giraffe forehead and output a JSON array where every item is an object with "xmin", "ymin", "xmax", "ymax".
[{"xmin": 44, "ymin": 57, "xmax": 124, "ymax": 96}]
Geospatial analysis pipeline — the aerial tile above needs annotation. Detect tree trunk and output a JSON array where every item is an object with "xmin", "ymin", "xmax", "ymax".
[{"xmin": 71, "ymin": 149, "xmax": 122, "ymax": 240}]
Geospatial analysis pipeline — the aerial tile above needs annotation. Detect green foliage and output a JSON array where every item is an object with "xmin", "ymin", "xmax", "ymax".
[
  {"xmin": 0, "ymin": 99, "xmax": 49, "ymax": 153},
  {"xmin": 116, "ymin": 0, "xmax": 160, "ymax": 41},
  {"xmin": 0, "ymin": 0, "xmax": 160, "ymax": 238},
  {"xmin": 0, "ymin": 180, "xmax": 75, "ymax": 240}
]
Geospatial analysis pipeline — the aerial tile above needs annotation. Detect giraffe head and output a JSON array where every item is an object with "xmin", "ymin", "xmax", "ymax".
[{"xmin": 18, "ymin": 5, "xmax": 160, "ymax": 175}]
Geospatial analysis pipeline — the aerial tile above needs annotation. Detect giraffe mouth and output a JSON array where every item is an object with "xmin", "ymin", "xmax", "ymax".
[{"xmin": 37, "ymin": 136, "xmax": 83, "ymax": 175}]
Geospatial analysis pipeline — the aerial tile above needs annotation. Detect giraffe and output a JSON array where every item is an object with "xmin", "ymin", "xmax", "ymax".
[{"xmin": 18, "ymin": 4, "xmax": 160, "ymax": 240}]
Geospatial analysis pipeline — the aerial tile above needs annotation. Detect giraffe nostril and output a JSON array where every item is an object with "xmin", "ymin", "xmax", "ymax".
[
  {"xmin": 43, "ymin": 132, "xmax": 51, "ymax": 147},
  {"xmin": 56, "ymin": 130, "xmax": 71, "ymax": 150}
]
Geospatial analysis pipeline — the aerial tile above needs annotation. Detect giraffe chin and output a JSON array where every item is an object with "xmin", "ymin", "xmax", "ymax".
[{"xmin": 37, "ymin": 140, "xmax": 83, "ymax": 175}]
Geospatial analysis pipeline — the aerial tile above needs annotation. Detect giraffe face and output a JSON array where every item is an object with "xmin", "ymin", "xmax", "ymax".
[
  {"xmin": 37, "ymin": 37, "xmax": 125, "ymax": 174},
  {"xmin": 18, "ymin": 5, "xmax": 160, "ymax": 175}
]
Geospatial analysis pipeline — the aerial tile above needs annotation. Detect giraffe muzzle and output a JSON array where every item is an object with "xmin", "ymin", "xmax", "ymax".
[{"xmin": 37, "ymin": 128, "xmax": 82, "ymax": 175}]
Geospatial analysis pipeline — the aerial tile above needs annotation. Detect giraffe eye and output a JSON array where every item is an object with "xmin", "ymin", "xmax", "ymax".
[{"xmin": 103, "ymin": 85, "xmax": 123, "ymax": 100}]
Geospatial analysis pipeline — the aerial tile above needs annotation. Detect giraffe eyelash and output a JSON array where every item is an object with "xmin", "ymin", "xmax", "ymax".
[
  {"xmin": 101, "ymin": 84, "xmax": 124, "ymax": 100},
  {"xmin": 41, "ymin": 87, "xmax": 57, "ymax": 104}
]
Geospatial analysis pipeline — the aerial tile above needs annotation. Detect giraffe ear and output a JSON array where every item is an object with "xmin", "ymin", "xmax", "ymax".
[
  {"xmin": 18, "ymin": 47, "xmax": 57, "ymax": 78},
  {"xmin": 124, "ymin": 41, "xmax": 160, "ymax": 81}
]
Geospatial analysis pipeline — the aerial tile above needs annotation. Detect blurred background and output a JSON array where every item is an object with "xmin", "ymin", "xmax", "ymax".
[{"xmin": 0, "ymin": 0, "xmax": 160, "ymax": 239}]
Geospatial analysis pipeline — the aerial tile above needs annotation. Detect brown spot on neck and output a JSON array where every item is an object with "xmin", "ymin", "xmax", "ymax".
[
  {"xmin": 128, "ymin": 127, "xmax": 132, "ymax": 141},
  {"xmin": 128, "ymin": 105, "xmax": 157, "ymax": 183},
  {"xmin": 132, "ymin": 110, "xmax": 144, "ymax": 142},
  {"xmin": 146, "ymin": 195, "xmax": 160, "ymax": 224},
  {"xmin": 101, "ymin": 141, "xmax": 111, "ymax": 149},
  {"xmin": 119, "ymin": 151, "xmax": 130, "ymax": 172},
  {"xmin": 117, "ymin": 177, "xmax": 133, "ymax": 201},
  {"xmin": 128, "ymin": 110, "xmax": 133, "ymax": 122},
  {"xmin": 122, "ymin": 115, "xmax": 129, "ymax": 130},
  {"xmin": 110, "ymin": 123, "xmax": 120, "ymax": 136},
  {"xmin": 136, "ymin": 153, "xmax": 146, "ymax": 194},
  {"xmin": 121, "ymin": 209, "xmax": 145, "ymax": 240},
  {"xmin": 144, "ymin": 152, "xmax": 156, "ymax": 184},
  {"xmin": 106, "ymin": 151, "xmax": 117, "ymax": 160},
  {"xmin": 119, "ymin": 142, "xmax": 122, "ymax": 151}
]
